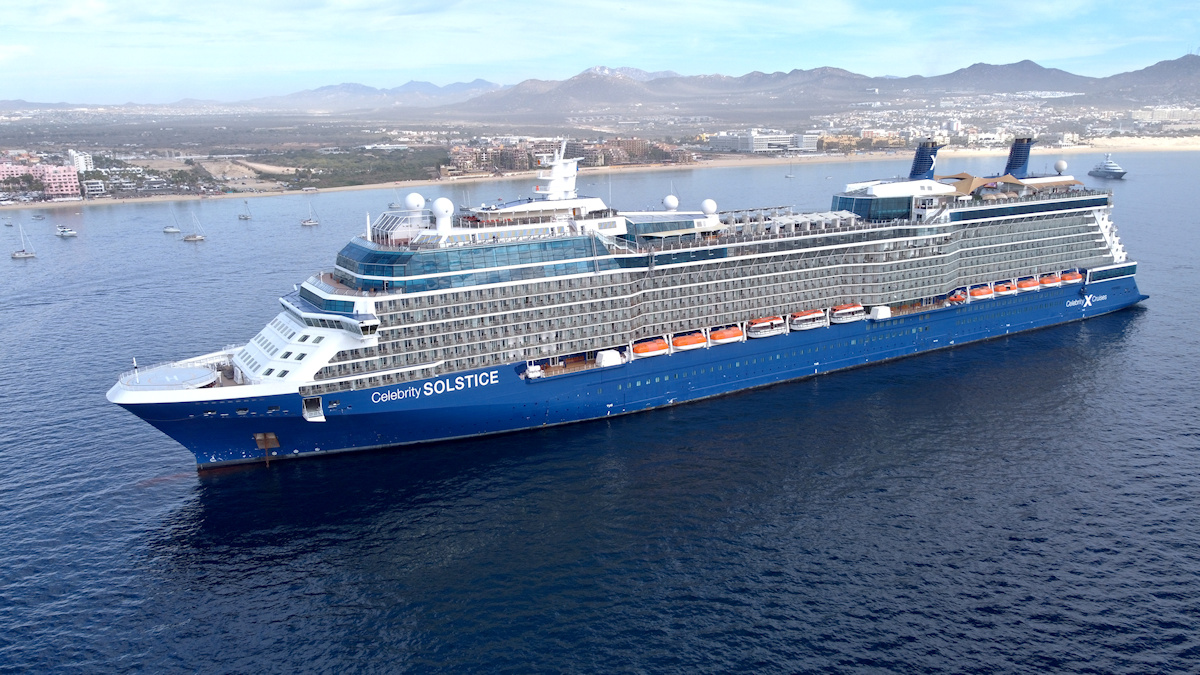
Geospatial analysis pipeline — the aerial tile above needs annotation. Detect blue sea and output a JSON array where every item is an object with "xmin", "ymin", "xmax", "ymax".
[{"xmin": 2, "ymin": 151, "xmax": 1198, "ymax": 673}]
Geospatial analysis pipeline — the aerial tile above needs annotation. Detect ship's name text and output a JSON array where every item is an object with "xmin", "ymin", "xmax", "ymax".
[{"xmin": 371, "ymin": 371, "xmax": 500, "ymax": 403}]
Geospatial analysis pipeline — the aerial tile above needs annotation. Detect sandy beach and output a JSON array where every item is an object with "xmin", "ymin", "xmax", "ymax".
[{"xmin": 5, "ymin": 136, "xmax": 1198, "ymax": 213}]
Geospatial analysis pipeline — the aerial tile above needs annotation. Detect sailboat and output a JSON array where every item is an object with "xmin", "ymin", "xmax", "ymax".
[
  {"xmin": 389, "ymin": 189, "xmax": 403, "ymax": 210},
  {"xmin": 183, "ymin": 214, "xmax": 206, "ymax": 242},
  {"xmin": 12, "ymin": 224, "xmax": 35, "ymax": 259},
  {"xmin": 238, "ymin": 200, "xmax": 252, "ymax": 220},
  {"xmin": 163, "ymin": 212, "xmax": 182, "ymax": 234},
  {"xmin": 301, "ymin": 202, "xmax": 319, "ymax": 226},
  {"xmin": 785, "ymin": 160, "xmax": 795, "ymax": 179}
]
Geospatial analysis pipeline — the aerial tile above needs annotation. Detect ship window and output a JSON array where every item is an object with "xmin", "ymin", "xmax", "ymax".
[
  {"xmin": 313, "ymin": 336, "xmax": 324, "ymax": 344},
  {"xmin": 268, "ymin": 406, "xmax": 280, "ymax": 413},
  {"xmin": 278, "ymin": 370, "xmax": 289, "ymax": 377},
  {"xmin": 299, "ymin": 335, "xmax": 309, "ymax": 342},
  {"xmin": 282, "ymin": 351, "xmax": 293, "ymax": 359},
  {"xmin": 236, "ymin": 408, "xmax": 248, "ymax": 416},
  {"xmin": 296, "ymin": 353, "xmax": 307, "ymax": 361},
  {"xmin": 263, "ymin": 368, "xmax": 274, "ymax": 376}
]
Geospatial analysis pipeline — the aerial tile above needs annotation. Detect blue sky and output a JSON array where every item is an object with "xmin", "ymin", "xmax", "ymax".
[{"xmin": 3, "ymin": 0, "xmax": 1196, "ymax": 104}]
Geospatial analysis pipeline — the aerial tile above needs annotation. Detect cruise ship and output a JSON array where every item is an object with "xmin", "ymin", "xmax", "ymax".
[{"xmin": 108, "ymin": 139, "xmax": 1146, "ymax": 468}]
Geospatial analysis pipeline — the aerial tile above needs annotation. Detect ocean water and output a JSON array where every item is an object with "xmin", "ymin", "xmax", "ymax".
[{"xmin": 2, "ymin": 151, "xmax": 1198, "ymax": 673}]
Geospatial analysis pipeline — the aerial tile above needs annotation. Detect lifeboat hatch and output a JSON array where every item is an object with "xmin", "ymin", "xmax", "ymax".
[{"xmin": 302, "ymin": 396, "xmax": 326, "ymax": 423}]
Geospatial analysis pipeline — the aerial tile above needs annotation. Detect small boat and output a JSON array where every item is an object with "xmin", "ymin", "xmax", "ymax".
[
  {"xmin": 746, "ymin": 316, "xmax": 786, "ymax": 338},
  {"xmin": 947, "ymin": 292, "xmax": 967, "ymax": 305},
  {"xmin": 994, "ymin": 282, "xmax": 1017, "ymax": 296},
  {"xmin": 1039, "ymin": 274, "xmax": 1062, "ymax": 288},
  {"xmin": 162, "ymin": 225, "xmax": 181, "ymax": 234},
  {"xmin": 1061, "ymin": 270, "xmax": 1084, "ymax": 284},
  {"xmin": 631, "ymin": 337, "xmax": 669, "ymax": 358},
  {"xmin": 1016, "ymin": 278, "xmax": 1040, "ymax": 292},
  {"xmin": 789, "ymin": 309, "xmax": 828, "ymax": 331},
  {"xmin": 183, "ymin": 214, "xmax": 206, "ymax": 242},
  {"xmin": 11, "ymin": 224, "xmax": 35, "ymax": 259},
  {"xmin": 709, "ymin": 326, "xmax": 744, "ymax": 344},
  {"xmin": 55, "ymin": 225, "xmax": 78, "ymax": 237},
  {"xmin": 671, "ymin": 332, "xmax": 707, "ymax": 351},
  {"xmin": 829, "ymin": 303, "xmax": 867, "ymax": 323},
  {"xmin": 238, "ymin": 200, "xmax": 252, "ymax": 220},
  {"xmin": 31, "ymin": 214, "xmax": 45, "ymax": 221},
  {"xmin": 1087, "ymin": 154, "xmax": 1126, "ymax": 179},
  {"xmin": 301, "ymin": 203, "xmax": 319, "ymax": 226},
  {"xmin": 969, "ymin": 286, "xmax": 994, "ymax": 300}
]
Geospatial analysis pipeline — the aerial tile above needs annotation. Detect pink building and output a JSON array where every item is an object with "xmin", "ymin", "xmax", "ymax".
[{"xmin": 0, "ymin": 163, "xmax": 81, "ymax": 197}]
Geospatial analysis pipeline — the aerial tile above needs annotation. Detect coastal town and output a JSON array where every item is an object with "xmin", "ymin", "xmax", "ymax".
[{"xmin": 2, "ymin": 101, "xmax": 1198, "ymax": 205}]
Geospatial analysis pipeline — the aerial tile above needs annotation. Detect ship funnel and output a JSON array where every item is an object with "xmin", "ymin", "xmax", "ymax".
[
  {"xmin": 908, "ymin": 141, "xmax": 941, "ymax": 180},
  {"xmin": 1003, "ymin": 137, "xmax": 1035, "ymax": 178}
]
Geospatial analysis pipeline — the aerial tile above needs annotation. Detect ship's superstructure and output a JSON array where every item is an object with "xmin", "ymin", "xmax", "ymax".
[{"xmin": 109, "ymin": 140, "xmax": 1146, "ymax": 468}]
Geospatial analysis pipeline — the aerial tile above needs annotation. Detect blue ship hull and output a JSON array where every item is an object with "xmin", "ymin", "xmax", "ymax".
[{"xmin": 119, "ymin": 277, "xmax": 1146, "ymax": 468}]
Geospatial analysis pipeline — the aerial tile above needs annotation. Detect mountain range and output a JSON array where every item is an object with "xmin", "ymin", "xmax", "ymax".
[{"xmin": 2, "ymin": 56, "xmax": 1197, "ymax": 122}]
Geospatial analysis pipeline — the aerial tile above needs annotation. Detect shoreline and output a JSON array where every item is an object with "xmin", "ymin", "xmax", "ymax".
[{"xmin": 5, "ymin": 136, "xmax": 1199, "ymax": 212}]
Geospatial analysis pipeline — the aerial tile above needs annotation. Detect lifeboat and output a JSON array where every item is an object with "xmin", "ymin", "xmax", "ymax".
[
  {"xmin": 671, "ymin": 332, "xmax": 707, "ymax": 351},
  {"xmin": 994, "ymin": 282, "xmax": 1017, "ymax": 296},
  {"xmin": 789, "ymin": 309, "xmax": 828, "ymax": 331},
  {"xmin": 1061, "ymin": 271, "xmax": 1084, "ymax": 284},
  {"xmin": 1040, "ymin": 274, "xmax": 1062, "ymax": 288},
  {"xmin": 746, "ymin": 316, "xmax": 786, "ymax": 338},
  {"xmin": 631, "ymin": 338, "xmax": 669, "ymax": 358},
  {"xmin": 969, "ymin": 286, "xmax": 994, "ymax": 300},
  {"xmin": 830, "ymin": 303, "xmax": 867, "ymax": 323},
  {"xmin": 1016, "ymin": 278, "xmax": 1040, "ymax": 292},
  {"xmin": 947, "ymin": 292, "xmax": 967, "ymax": 305},
  {"xmin": 709, "ymin": 326, "xmax": 744, "ymax": 344}
]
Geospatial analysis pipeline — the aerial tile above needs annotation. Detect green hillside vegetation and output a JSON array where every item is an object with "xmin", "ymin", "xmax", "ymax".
[{"xmin": 254, "ymin": 147, "xmax": 449, "ymax": 187}]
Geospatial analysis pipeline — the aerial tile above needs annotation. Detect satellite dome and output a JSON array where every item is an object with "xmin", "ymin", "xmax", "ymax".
[
  {"xmin": 1054, "ymin": 160, "xmax": 1068, "ymax": 175},
  {"xmin": 432, "ymin": 197, "xmax": 454, "ymax": 218},
  {"xmin": 700, "ymin": 199, "xmax": 717, "ymax": 215},
  {"xmin": 403, "ymin": 193, "xmax": 426, "ymax": 210},
  {"xmin": 662, "ymin": 194, "xmax": 679, "ymax": 211}
]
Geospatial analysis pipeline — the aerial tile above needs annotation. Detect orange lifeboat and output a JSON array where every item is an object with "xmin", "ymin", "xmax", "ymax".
[
  {"xmin": 709, "ymin": 326, "xmax": 744, "ymax": 344},
  {"xmin": 1061, "ymin": 271, "xmax": 1084, "ymax": 284},
  {"xmin": 994, "ymin": 282, "xmax": 1017, "ymax": 296},
  {"xmin": 671, "ymin": 332, "xmax": 707, "ymax": 351},
  {"xmin": 830, "ymin": 303, "xmax": 867, "ymax": 323},
  {"xmin": 789, "ymin": 309, "xmax": 827, "ymax": 331},
  {"xmin": 1040, "ymin": 274, "xmax": 1062, "ymax": 288},
  {"xmin": 632, "ymin": 338, "xmax": 669, "ymax": 358},
  {"xmin": 746, "ymin": 316, "xmax": 786, "ymax": 338},
  {"xmin": 1016, "ymin": 278, "xmax": 1040, "ymax": 292},
  {"xmin": 969, "ymin": 286, "xmax": 994, "ymax": 300},
  {"xmin": 947, "ymin": 292, "xmax": 967, "ymax": 305}
]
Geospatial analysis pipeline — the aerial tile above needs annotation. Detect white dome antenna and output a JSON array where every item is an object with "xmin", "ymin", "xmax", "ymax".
[
  {"xmin": 403, "ymin": 193, "xmax": 426, "ymax": 211},
  {"xmin": 700, "ymin": 199, "xmax": 717, "ymax": 215},
  {"xmin": 663, "ymin": 194, "xmax": 679, "ymax": 211},
  {"xmin": 1054, "ymin": 160, "xmax": 1068, "ymax": 175}
]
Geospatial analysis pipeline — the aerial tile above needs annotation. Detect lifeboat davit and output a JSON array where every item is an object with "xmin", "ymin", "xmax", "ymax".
[
  {"xmin": 829, "ymin": 303, "xmax": 867, "ymax": 323},
  {"xmin": 746, "ymin": 316, "xmax": 786, "ymax": 338},
  {"xmin": 789, "ymin": 309, "xmax": 827, "ymax": 331},
  {"xmin": 1016, "ymin": 278, "xmax": 1040, "ymax": 292},
  {"xmin": 672, "ymin": 332, "xmax": 707, "ymax": 351},
  {"xmin": 1061, "ymin": 271, "xmax": 1084, "ymax": 284},
  {"xmin": 994, "ymin": 282, "xmax": 1017, "ymax": 296},
  {"xmin": 1040, "ymin": 274, "xmax": 1062, "ymax": 288},
  {"xmin": 632, "ymin": 338, "xmax": 669, "ymax": 358},
  {"xmin": 969, "ymin": 286, "xmax": 994, "ymax": 300},
  {"xmin": 709, "ymin": 326, "xmax": 744, "ymax": 344},
  {"xmin": 947, "ymin": 292, "xmax": 967, "ymax": 305}
]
